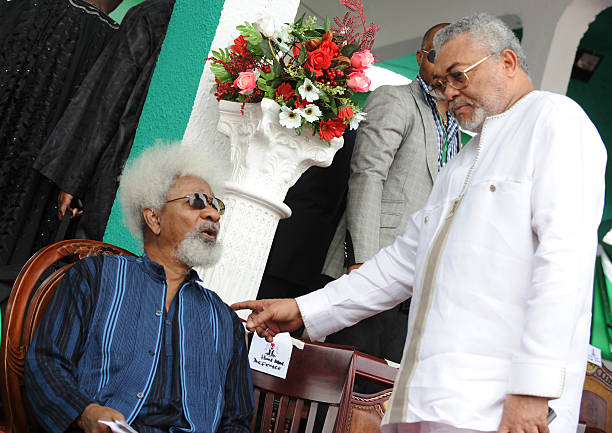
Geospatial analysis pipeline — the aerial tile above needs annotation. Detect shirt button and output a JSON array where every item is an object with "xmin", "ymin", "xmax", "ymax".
[
  {"xmin": 489, "ymin": 185, "xmax": 496, "ymax": 192},
  {"xmin": 137, "ymin": 392, "xmax": 144, "ymax": 399},
  {"xmin": 165, "ymin": 320, "xmax": 171, "ymax": 325},
  {"xmin": 155, "ymin": 310, "xmax": 162, "ymax": 317},
  {"xmin": 149, "ymin": 349, "xmax": 155, "ymax": 356},
  {"xmin": 424, "ymin": 216, "xmax": 429, "ymax": 224}
]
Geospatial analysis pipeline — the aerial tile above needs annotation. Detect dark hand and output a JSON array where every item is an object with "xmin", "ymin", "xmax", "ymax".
[
  {"xmin": 347, "ymin": 263, "xmax": 362, "ymax": 274},
  {"xmin": 497, "ymin": 394, "xmax": 550, "ymax": 433},
  {"xmin": 77, "ymin": 403, "xmax": 126, "ymax": 433},
  {"xmin": 231, "ymin": 298, "xmax": 303, "ymax": 342},
  {"xmin": 58, "ymin": 190, "xmax": 83, "ymax": 219}
]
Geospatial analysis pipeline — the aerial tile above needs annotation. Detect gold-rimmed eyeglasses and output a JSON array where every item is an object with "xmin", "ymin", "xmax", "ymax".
[
  {"xmin": 430, "ymin": 54, "xmax": 491, "ymax": 98},
  {"xmin": 165, "ymin": 192, "xmax": 225, "ymax": 215}
]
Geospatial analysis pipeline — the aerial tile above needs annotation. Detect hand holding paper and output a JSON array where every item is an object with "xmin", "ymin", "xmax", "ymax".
[{"xmin": 98, "ymin": 420, "xmax": 139, "ymax": 433}]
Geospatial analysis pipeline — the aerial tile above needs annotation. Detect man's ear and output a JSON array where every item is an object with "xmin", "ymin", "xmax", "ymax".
[
  {"xmin": 416, "ymin": 50, "xmax": 423, "ymax": 67},
  {"xmin": 143, "ymin": 208, "xmax": 161, "ymax": 236},
  {"xmin": 499, "ymin": 48, "xmax": 519, "ymax": 77}
]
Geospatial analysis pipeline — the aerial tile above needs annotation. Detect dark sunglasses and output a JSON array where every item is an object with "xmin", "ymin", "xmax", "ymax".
[
  {"xmin": 421, "ymin": 49, "xmax": 436, "ymax": 63},
  {"xmin": 165, "ymin": 192, "xmax": 225, "ymax": 215}
]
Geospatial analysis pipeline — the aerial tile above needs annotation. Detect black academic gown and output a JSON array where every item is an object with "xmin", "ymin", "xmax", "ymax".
[
  {"xmin": 0, "ymin": 0, "xmax": 117, "ymax": 293},
  {"xmin": 34, "ymin": 0, "xmax": 175, "ymax": 241}
]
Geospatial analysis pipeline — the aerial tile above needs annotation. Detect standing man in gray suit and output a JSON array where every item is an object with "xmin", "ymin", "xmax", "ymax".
[{"xmin": 322, "ymin": 23, "xmax": 462, "ymax": 362}]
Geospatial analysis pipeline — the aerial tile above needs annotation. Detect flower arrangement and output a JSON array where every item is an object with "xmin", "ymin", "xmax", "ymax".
[{"xmin": 207, "ymin": 0, "xmax": 379, "ymax": 143}]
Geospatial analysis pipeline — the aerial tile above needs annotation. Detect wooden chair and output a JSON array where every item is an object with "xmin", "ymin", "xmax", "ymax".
[
  {"xmin": 0, "ymin": 239, "xmax": 134, "ymax": 433},
  {"xmin": 579, "ymin": 363, "xmax": 612, "ymax": 433},
  {"xmin": 249, "ymin": 336, "xmax": 399, "ymax": 433},
  {"xmin": 250, "ymin": 339, "xmax": 356, "ymax": 433},
  {"xmin": 344, "ymin": 352, "xmax": 398, "ymax": 433}
]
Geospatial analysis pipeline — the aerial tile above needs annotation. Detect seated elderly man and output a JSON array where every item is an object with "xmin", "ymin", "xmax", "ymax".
[{"xmin": 25, "ymin": 143, "xmax": 254, "ymax": 433}]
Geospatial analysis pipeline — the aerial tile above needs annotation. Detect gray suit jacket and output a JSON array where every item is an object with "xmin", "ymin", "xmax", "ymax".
[{"xmin": 322, "ymin": 79, "xmax": 439, "ymax": 278}]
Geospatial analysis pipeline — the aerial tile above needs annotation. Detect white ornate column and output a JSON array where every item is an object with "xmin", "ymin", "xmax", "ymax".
[{"xmin": 197, "ymin": 99, "xmax": 343, "ymax": 310}]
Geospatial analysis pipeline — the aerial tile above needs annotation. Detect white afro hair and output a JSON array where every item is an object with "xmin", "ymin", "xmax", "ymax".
[{"xmin": 119, "ymin": 141, "xmax": 227, "ymax": 241}]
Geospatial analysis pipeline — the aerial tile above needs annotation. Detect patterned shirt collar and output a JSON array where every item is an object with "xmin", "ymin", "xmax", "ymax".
[{"xmin": 415, "ymin": 75, "xmax": 461, "ymax": 170}]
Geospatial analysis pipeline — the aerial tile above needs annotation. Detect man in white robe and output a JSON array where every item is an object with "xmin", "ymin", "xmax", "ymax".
[{"xmin": 233, "ymin": 13, "xmax": 607, "ymax": 433}]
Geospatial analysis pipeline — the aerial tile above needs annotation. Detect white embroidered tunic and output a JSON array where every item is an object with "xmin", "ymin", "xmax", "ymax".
[{"xmin": 297, "ymin": 91, "xmax": 607, "ymax": 433}]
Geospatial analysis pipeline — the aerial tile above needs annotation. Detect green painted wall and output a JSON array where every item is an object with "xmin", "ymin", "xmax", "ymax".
[
  {"xmin": 103, "ymin": 0, "xmax": 226, "ymax": 254},
  {"xmin": 109, "ymin": 0, "xmax": 147, "ymax": 23},
  {"xmin": 566, "ymin": 7, "xmax": 612, "ymax": 223}
]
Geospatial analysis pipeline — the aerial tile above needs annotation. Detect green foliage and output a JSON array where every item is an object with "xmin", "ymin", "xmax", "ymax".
[
  {"xmin": 294, "ymin": 13, "xmax": 306, "ymax": 28},
  {"xmin": 259, "ymin": 41, "xmax": 274, "ymax": 60},
  {"xmin": 341, "ymin": 43, "xmax": 361, "ymax": 59},
  {"xmin": 209, "ymin": 49, "xmax": 233, "ymax": 82},
  {"xmin": 329, "ymin": 94, "xmax": 337, "ymax": 115},
  {"xmin": 237, "ymin": 21, "xmax": 263, "ymax": 45},
  {"xmin": 273, "ymin": 60, "xmax": 283, "ymax": 77},
  {"xmin": 238, "ymin": 22, "xmax": 264, "ymax": 55}
]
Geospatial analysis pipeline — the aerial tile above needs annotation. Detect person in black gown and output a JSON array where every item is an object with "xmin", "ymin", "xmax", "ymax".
[
  {"xmin": 258, "ymin": 129, "xmax": 356, "ymax": 300},
  {"xmin": 0, "ymin": 0, "xmax": 120, "ymax": 300},
  {"xmin": 34, "ymin": 0, "xmax": 175, "ymax": 243}
]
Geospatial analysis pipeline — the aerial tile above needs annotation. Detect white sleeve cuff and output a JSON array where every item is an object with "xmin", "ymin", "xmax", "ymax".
[
  {"xmin": 507, "ymin": 361, "xmax": 566, "ymax": 398},
  {"xmin": 296, "ymin": 290, "xmax": 336, "ymax": 342}
]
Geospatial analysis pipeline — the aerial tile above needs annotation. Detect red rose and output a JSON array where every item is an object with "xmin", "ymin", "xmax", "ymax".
[
  {"xmin": 275, "ymin": 82, "xmax": 294, "ymax": 102},
  {"xmin": 231, "ymin": 35, "xmax": 248, "ymax": 55},
  {"xmin": 319, "ymin": 40, "xmax": 339, "ymax": 58},
  {"xmin": 319, "ymin": 118, "xmax": 346, "ymax": 142},
  {"xmin": 307, "ymin": 48, "xmax": 331, "ymax": 77}
]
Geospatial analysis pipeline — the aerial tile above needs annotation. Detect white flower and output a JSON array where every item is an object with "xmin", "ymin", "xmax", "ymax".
[
  {"xmin": 273, "ymin": 26, "xmax": 293, "ymax": 46},
  {"xmin": 298, "ymin": 78, "xmax": 321, "ymax": 102},
  {"xmin": 255, "ymin": 17, "xmax": 277, "ymax": 37},
  {"xmin": 279, "ymin": 106, "xmax": 302, "ymax": 129},
  {"xmin": 298, "ymin": 104, "xmax": 322, "ymax": 123},
  {"xmin": 350, "ymin": 111, "xmax": 367, "ymax": 130}
]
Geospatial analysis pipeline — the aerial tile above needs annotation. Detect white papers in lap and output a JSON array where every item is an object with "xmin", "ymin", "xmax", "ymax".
[{"xmin": 98, "ymin": 420, "xmax": 139, "ymax": 433}]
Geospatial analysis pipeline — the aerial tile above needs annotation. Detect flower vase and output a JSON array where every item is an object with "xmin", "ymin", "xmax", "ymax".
[{"xmin": 198, "ymin": 98, "xmax": 343, "ymax": 310}]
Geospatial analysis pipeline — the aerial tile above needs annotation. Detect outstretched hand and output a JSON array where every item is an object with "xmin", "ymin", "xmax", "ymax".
[{"xmin": 231, "ymin": 298, "xmax": 303, "ymax": 342}]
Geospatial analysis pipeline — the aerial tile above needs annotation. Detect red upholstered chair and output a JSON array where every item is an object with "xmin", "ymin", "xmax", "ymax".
[{"xmin": 0, "ymin": 240, "xmax": 135, "ymax": 433}]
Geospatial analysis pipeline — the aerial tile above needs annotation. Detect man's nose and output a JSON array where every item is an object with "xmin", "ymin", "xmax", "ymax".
[
  {"xmin": 443, "ymin": 85, "xmax": 460, "ymax": 101},
  {"xmin": 200, "ymin": 204, "xmax": 221, "ymax": 222}
]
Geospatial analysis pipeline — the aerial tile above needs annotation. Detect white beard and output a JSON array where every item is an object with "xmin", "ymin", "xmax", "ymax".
[
  {"xmin": 455, "ymin": 104, "xmax": 489, "ymax": 132},
  {"xmin": 176, "ymin": 228, "xmax": 223, "ymax": 269}
]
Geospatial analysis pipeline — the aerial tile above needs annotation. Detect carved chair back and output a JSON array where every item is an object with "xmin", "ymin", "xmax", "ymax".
[
  {"xmin": 0, "ymin": 239, "xmax": 135, "ymax": 433},
  {"xmin": 250, "ymin": 339, "xmax": 356, "ymax": 433},
  {"xmin": 345, "ymin": 352, "xmax": 398, "ymax": 433},
  {"xmin": 580, "ymin": 363, "xmax": 612, "ymax": 433}
]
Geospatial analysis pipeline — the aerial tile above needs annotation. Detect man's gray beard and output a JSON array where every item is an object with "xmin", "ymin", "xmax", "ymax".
[
  {"xmin": 176, "ymin": 229, "xmax": 223, "ymax": 269},
  {"xmin": 456, "ymin": 104, "xmax": 489, "ymax": 132},
  {"xmin": 450, "ymin": 78, "xmax": 507, "ymax": 133}
]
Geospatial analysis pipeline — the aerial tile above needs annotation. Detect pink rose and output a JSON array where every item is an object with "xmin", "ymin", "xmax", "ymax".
[
  {"xmin": 350, "ymin": 50, "xmax": 375, "ymax": 70},
  {"xmin": 234, "ymin": 69, "xmax": 257, "ymax": 94},
  {"xmin": 347, "ymin": 71, "xmax": 371, "ymax": 92}
]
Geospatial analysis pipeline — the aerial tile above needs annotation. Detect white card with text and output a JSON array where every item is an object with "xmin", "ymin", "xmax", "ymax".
[
  {"xmin": 588, "ymin": 344, "xmax": 602, "ymax": 367},
  {"xmin": 249, "ymin": 332, "xmax": 293, "ymax": 379}
]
